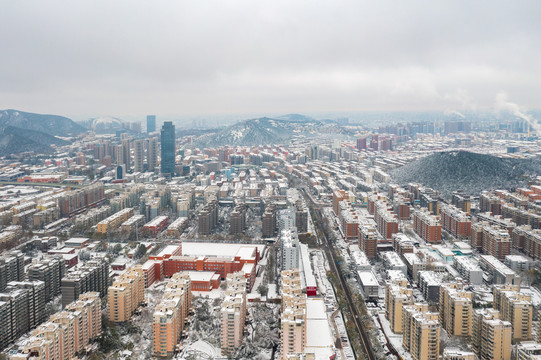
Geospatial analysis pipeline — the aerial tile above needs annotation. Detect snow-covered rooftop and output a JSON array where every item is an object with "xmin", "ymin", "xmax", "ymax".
[
  {"xmin": 305, "ymin": 298, "xmax": 335, "ymax": 359},
  {"xmin": 182, "ymin": 242, "xmax": 264, "ymax": 259}
]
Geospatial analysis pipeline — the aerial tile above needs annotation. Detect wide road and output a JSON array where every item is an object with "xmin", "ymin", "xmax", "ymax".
[{"xmin": 300, "ymin": 187, "xmax": 376, "ymax": 360}]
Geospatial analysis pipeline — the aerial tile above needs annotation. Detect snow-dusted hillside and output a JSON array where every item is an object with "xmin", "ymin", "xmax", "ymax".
[
  {"xmin": 391, "ymin": 151, "xmax": 541, "ymax": 198},
  {"xmin": 195, "ymin": 116, "xmax": 351, "ymax": 147}
]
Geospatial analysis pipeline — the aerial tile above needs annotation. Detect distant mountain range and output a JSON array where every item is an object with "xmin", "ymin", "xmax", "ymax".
[
  {"xmin": 194, "ymin": 114, "xmax": 351, "ymax": 147},
  {"xmin": 0, "ymin": 110, "xmax": 85, "ymax": 155},
  {"xmin": 391, "ymin": 151, "xmax": 541, "ymax": 198}
]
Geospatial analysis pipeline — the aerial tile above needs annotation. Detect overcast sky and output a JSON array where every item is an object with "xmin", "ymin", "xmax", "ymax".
[{"xmin": 0, "ymin": 0, "xmax": 540, "ymax": 119}]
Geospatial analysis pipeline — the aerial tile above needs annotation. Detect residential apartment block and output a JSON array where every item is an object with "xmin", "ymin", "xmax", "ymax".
[
  {"xmin": 9, "ymin": 292, "xmax": 101, "ymax": 360},
  {"xmin": 108, "ymin": 266, "xmax": 145, "ymax": 323},
  {"xmin": 221, "ymin": 272, "xmax": 247, "ymax": 355},
  {"xmin": 439, "ymin": 283, "xmax": 472, "ymax": 337},
  {"xmin": 60, "ymin": 259, "xmax": 108, "ymax": 308},
  {"xmin": 402, "ymin": 303, "xmax": 440, "ymax": 360},
  {"xmin": 492, "ymin": 284, "xmax": 533, "ymax": 341},
  {"xmin": 153, "ymin": 272, "xmax": 192, "ymax": 358},
  {"xmin": 281, "ymin": 269, "xmax": 306, "ymax": 359}
]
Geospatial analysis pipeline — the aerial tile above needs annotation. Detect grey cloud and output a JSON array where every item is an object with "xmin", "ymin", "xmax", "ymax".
[{"xmin": 0, "ymin": 0, "xmax": 539, "ymax": 117}]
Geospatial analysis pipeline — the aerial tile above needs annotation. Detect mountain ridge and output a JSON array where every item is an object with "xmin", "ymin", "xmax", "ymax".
[
  {"xmin": 0, "ymin": 109, "xmax": 84, "ymax": 155},
  {"xmin": 194, "ymin": 115, "xmax": 349, "ymax": 147},
  {"xmin": 0, "ymin": 109, "xmax": 86, "ymax": 137}
]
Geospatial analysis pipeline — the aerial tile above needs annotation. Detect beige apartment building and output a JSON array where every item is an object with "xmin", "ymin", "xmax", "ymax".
[
  {"xmin": 108, "ymin": 266, "xmax": 145, "ymax": 323},
  {"xmin": 281, "ymin": 269, "xmax": 307, "ymax": 360},
  {"xmin": 153, "ymin": 272, "xmax": 192, "ymax": 358},
  {"xmin": 220, "ymin": 272, "xmax": 247, "ymax": 355},
  {"xmin": 385, "ymin": 283, "xmax": 413, "ymax": 333},
  {"xmin": 10, "ymin": 292, "xmax": 101, "ymax": 360},
  {"xmin": 97, "ymin": 207, "xmax": 134, "ymax": 233},
  {"xmin": 493, "ymin": 284, "xmax": 533, "ymax": 341},
  {"xmin": 439, "ymin": 283, "xmax": 472, "ymax": 337},
  {"xmin": 402, "ymin": 304, "xmax": 440, "ymax": 360},
  {"xmin": 471, "ymin": 308, "xmax": 511, "ymax": 360},
  {"xmin": 282, "ymin": 268, "xmax": 303, "ymax": 310},
  {"xmin": 480, "ymin": 319, "xmax": 512, "ymax": 360}
]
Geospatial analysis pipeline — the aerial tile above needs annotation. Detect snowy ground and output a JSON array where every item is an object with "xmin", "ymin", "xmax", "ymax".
[
  {"xmin": 177, "ymin": 297, "xmax": 279, "ymax": 360},
  {"xmin": 130, "ymin": 282, "xmax": 166, "ymax": 360},
  {"xmin": 377, "ymin": 311, "xmax": 413, "ymax": 360}
]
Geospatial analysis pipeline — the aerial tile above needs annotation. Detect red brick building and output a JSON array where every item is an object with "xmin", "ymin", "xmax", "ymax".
[
  {"xmin": 332, "ymin": 189, "xmax": 348, "ymax": 216},
  {"xmin": 374, "ymin": 199, "xmax": 399, "ymax": 240},
  {"xmin": 412, "ymin": 208, "xmax": 442, "ymax": 243},
  {"xmin": 163, "ymin": 256, "xmax": 257, "ymax": 291},
  {"xmin": 358, "ymin": 222, "xmax": 378, "ymax": 259},
  {"xmin": 440, "ymin": 204, "xmax": 471, "ymax": 239}
]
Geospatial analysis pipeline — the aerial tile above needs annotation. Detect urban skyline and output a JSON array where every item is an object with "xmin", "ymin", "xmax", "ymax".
[{"xmin": 1, "ymin": 1, "xmax": 541, "ymax": 360}]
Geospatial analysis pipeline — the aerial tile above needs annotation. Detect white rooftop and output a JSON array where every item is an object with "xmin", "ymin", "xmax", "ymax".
[
  {"xmin": 358, "ymin": 271, "xmax": 379, "ymax": 287},
  {"xmin": 182, "ymin": 242, "xmax": 264, "ymax": 259},
  {"xmin": 305, "ymin": 298, "xmax": 335, "ymax": 359},
  {"xmin": 187, "ymin": 271, "xmax": 217, "ymax": 282},
  {"xmin": 156, "ymin": 244, "xmax": 181, "ymax": 257}
]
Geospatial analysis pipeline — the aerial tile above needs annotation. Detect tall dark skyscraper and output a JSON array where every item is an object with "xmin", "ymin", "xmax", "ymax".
[
  {"xmin": 146, "ymin": 115, "xmax": 156, "ymax": 133},
  {"xmin": 160, "ymin": 121, "xmax": 175, "ymax": 176}
]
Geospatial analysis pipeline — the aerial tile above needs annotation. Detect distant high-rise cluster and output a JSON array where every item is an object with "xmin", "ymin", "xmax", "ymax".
[
  {"xmin": 160, "ymin": 121, "xmax": 176, "ymax": 176},
  {"xmin": 147, "ymin": 114, "xmax": 156, "ymax": 133}
]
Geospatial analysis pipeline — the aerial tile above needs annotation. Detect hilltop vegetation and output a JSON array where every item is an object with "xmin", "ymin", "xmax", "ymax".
[{"xmin": 391, "ymin": 151, "xmax": 541, "ymax": 197}]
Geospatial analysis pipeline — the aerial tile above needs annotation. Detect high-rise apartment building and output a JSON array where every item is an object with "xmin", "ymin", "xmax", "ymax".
[
  {"xmin": 221, "ymin": 272, "xmax": 247, "ymax": 355},
  {"xmin": 356, "ymin": 136, "xmax": 367, "ymax": 151},
  {"xmin": 493, "ymin": 284, "xmax": 533, "ymax": 341},
  {"xmin": 438, "ymin": 283, "xmax": 472, "ymax": 337},
  {"xmin": 295, "ymin": 200, "xmax": 308, "ymax": 233},
  {"xmin": 0, "ymin": 281, "xmax": 46, "ymax": 349},
  {"xmin": 9, "ymin": 292, "xmax": 102, "ymax": 359},
  {"xmin": 478, "ymin": 318, "xmax": 512, "ymax": 360},
  {"xmin": 332, "ymin": 189, "xmax": 348, "ymax": 216},
  {"xmin": 198, "ymin": 199, "xmax": 218, "ymax": 235},
  {"xmin": 472, "ymin": 308, "xmax": 500, "ymax": 356},
  {"xmin": 108, "ymin": 266, "xmax": 145, "ymax": 323},
  {"xmin": 412, "ymin": 207, "xmax": 442, "ymax": 243},
  {"xmin": 440, "ymin": 204, "xmax": 471, "ymax": 239},
  {"xmin": 402, "ymin": 304, "xmax": 440, "ymax": 360},
  {"xmin": 281, "ymin": 269, "xmax": 306, "ymax": 359},
  {"xmin": 121, "ymin": 139, "xmax": 130, "ymax": 170},
  {"xmin": 230, "ymin": 204, "xmax": 246, "ymax": 235},
  {"xmin": 385, "ymin": 282, "xmax": 413, "ymax": 333},
  {"xmin": 153, "ymin": 272, "xmax": 191, "ymax": 358},
  {"xmin": 262, "ymin": 203, "xmax": 277, "ymax": 238},
  {"xmin": 358, "ymin": 222, "xmax": 378, "ymax": 259},
  {"xmin": 0, "ymin": 251, "xmax": 25, "ymax": 292},
  {"xmin": 147, "ymin": 115, "xmax": 156, "ymax": 133},
  {"xmin": 134, "ymin": 139, "xmax": 144, "ymax": 173},
  {"xmin": 148, "ymin": 137, "xmax": 158, "ymax": 172},
  {"xmin": 60, "ymin": 259, "xmax": 108, "ymax": 308},
  {"xmin": 482, "ymin": 225, "xmax": 511, "ymax": 260},
  {"xmin": 160, "ymin": 121, "xmax": 176, "ymax": 176}
]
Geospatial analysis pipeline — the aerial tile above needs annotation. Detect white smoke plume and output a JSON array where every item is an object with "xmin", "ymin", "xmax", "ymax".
[
  {"xmin": 495, "ymin": 92, "xmax": 540, "ymax": 136},
  {"xmin": 444, "ymin": 110, "xmax": 466, "ymax": 119}
]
